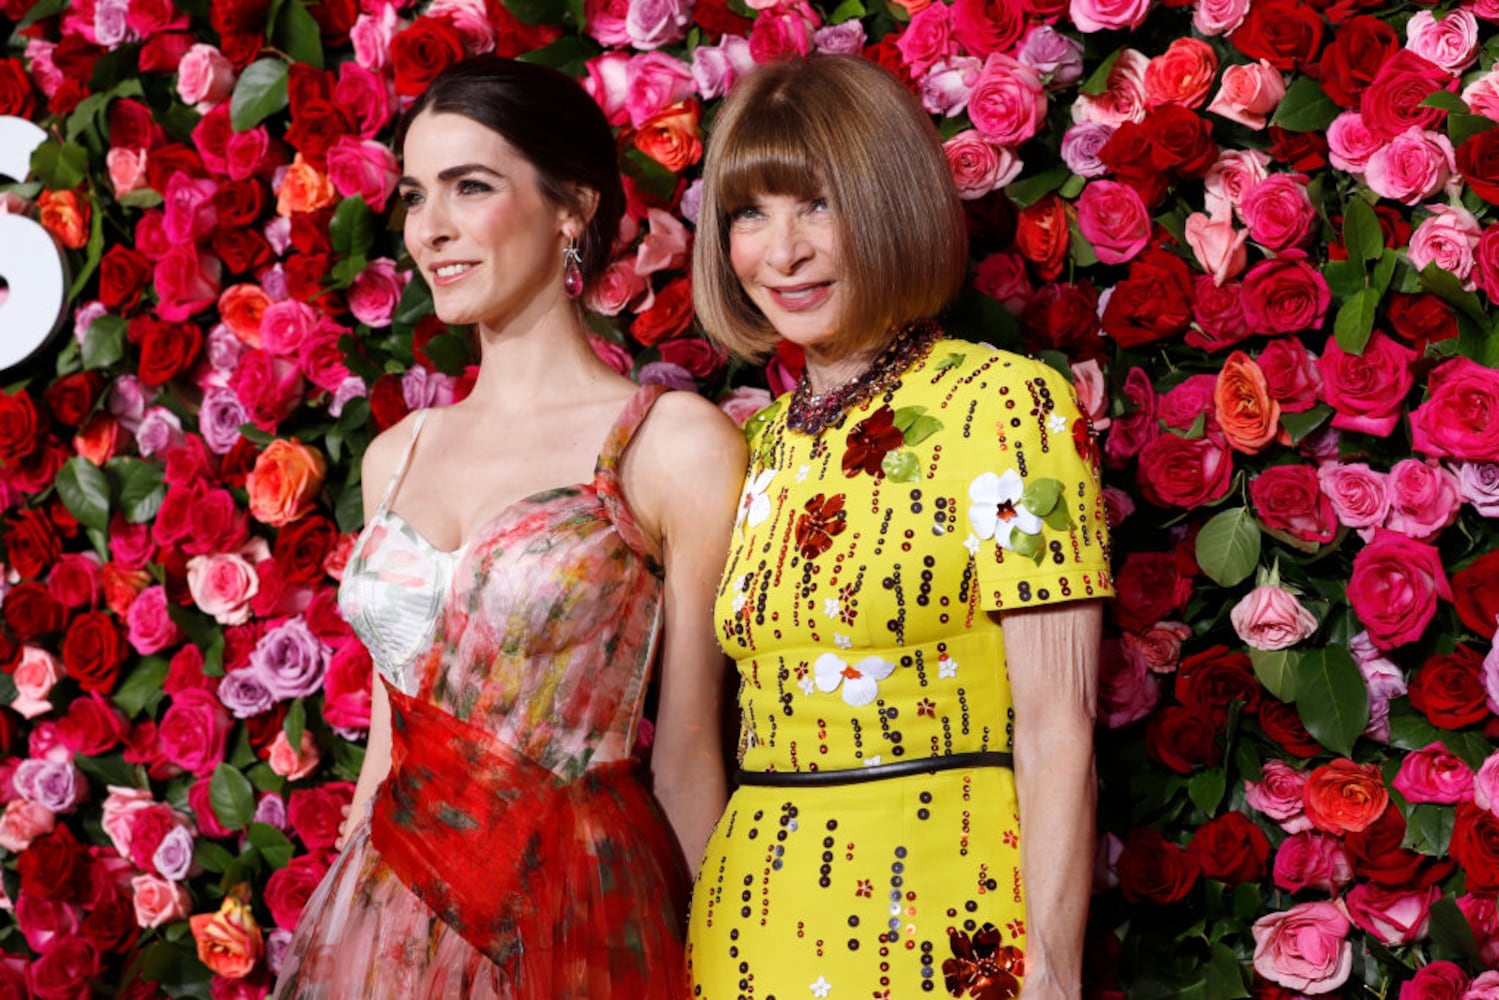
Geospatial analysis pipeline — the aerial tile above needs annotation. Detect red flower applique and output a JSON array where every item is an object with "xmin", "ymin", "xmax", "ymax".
[
  {"xmin": 943, "ymin": 923, "xmax": 1025, "ymax": 1000},
  {"xmin": 795, "ymin": 493, "xmax": 847, "ymax": 559},
  {"xmin": 843, "ymin": 405, "xmax": 904, "ymax": 477}
]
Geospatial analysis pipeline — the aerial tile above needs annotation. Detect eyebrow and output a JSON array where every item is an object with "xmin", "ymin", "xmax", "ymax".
[{"xmin": 396, "ymin": 163, "xmax": 505, "ymax": 188}]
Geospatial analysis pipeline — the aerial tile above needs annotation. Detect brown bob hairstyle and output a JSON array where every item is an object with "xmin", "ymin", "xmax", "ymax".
[{"xmin": 693, "ymin": 56, "xmax": 969, "ymax": 361}]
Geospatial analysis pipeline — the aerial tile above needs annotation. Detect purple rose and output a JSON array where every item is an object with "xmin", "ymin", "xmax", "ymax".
[
  {"xmin": 251, "ymin": 617, "xmax": 331, "ymax": 701},
  {"xmin": 254, "ymin": 792, "xmax": 288, "ymax": 831},
  {"xmin": 152, "ymin": 824, "xmax": 195, "ymax": 881},
  {"xmin": 1061, "ymin": 122, "xmax": 1115, "ymax": 177},
  {"xmin": 217, "ymin": 667, "xmax": 275, "ymax": 719},
  {"xmin": 13, "ymin": 759, "xmax": 84, "ymax": 813},
  {"xmin": 1456, "ymin": 462, "xmax": 1499, "ymax": 516},
  {"xmin": 637, "ymin": 361, "xmax": 696, "ymax": 391},
  {"xmin": 199, "ymin": 386, "xmax": 249, "ymax": 455},
  {"xmin": 813, "ymin": 20, "xmax": 866, "ymax": 55}
]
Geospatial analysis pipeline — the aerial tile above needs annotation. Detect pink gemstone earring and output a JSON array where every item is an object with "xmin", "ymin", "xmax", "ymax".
[{"xmin": 562, "ymin": 239, "xmax": 584, "ymax": 299}]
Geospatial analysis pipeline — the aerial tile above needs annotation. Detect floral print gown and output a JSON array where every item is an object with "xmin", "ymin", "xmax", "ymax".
[
  {"xmin": 277, "ymin": 385, "xmax": 689, "ymax": 999},
  {"xmin": 686, "ymin": 339, "xmax": 1114, "ymax": 999}
]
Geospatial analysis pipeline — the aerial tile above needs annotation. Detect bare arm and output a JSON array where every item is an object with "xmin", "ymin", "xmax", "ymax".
[
  {"xmin": 999, "ymin": 599, "xmax": 1102, "ymax": 1000},
  {"xmin": 626, "ymin": 393, "xmax": 746, "ymax": 874}
]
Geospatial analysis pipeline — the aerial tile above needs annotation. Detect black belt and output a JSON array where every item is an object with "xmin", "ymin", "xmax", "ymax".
[{"xmin": 736, "ymin": 750, "xmax": 1013, "ymax": 787}]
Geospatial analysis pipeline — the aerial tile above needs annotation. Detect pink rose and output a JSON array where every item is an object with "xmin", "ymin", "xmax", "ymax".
[
  {"xmin": 1184, "ymin": 212, "xmax": 1248, "ymax": 284},
  {"xmin": 267, "ymin": 729, "xmax": 320, "ymax": 780},
  {"xmin": 350, "ymin": 4, "xmax": 401, "ymax": 73},
  {"xmin": 334, "ymin": 63, "xmax": 393, "ymax": 139},
  {"xmin": 1346, "ymin": 883, "xmax": 1440, "ymax": 946},
  {"xmin": 624, "ymin": 51, "xmax": 695, "ymax": 128},
  {"xmin": 1466, "ymin": 971, "xmax": 1499, "ymax": 1000},
  {"xmin": 1251, "ymin": 901, "xmax": 1354, "ymax": 995},
  {"xmin": 1096, "ymin": 639, "xmax": 1161, "ymax": 728},
  {"xmin": 747, "ymin": 8, "xmax": 814, "ymax": 64},
  {"xmin": 1069, "ymin": 0, "xmax": 1150, "ymax": 33},
  {"xmin": 15, "ymin": 894, "xmax": 80, "ymax": 956},
  {"xmin": 1463, "ymin": 69, "xmax": 1499, "ymax": 119},
  {"xmin": 1272, "ymin": 831, "xmax": 1354, "ymax": 893},
  {"xmin": 1327, "ymin": 111, "xmax": 1384, "ymax": 174},
  {"xmin": 718, "ymin": 386, "xmax": 772, "ymax": 428},
  {"xmin": 101, "ymin": 786, "xmax": 154, "ymax": 858},
  {"xmin": 157, "ymin": 689, "xmax": 232, "ymax": 778},
  {"xmin": 635, "ymin": 207, "xmax": 690, "ymax": 277},
  {"xmin": 162, "ymin": 173, "xmax": 219, "ymax": 247},
  {"xmin": 231, "ymin": 350, "xmax": 304, "ymax": 431},
  {"xmin": 187, "ymin": 553, "xmax": 259, "ymax": 626},
  {"xmin": 895, "ymin": 3, "xmax": 953, "ymax": 77},
  {"xmin": 813, "ymin": 21, "xmax": 865, "ymax": 55},
  {"xmin": 427, "ymin": 0, "xmax": 496, "ymax": 53},
  {"xmin": 326, "ymin": 137, "xmax": 400, "ymax": 213},
  {"xmin": 584, "ymin": 0, "xmax": 630, "ymax": 46},
  {"xmin": 1365, "ymin": 127, "xmax": 1457, "ymax": 205},
  {"xmin": 108, "ymin": 147, "xmax": 149, "ymax": 196},
  {"xmin": 257, "ymin": 298, "xmax": 314, "ymax": 358},
  {"xmin": 967, "ymin": 53, "xmax": 1046, "ymax": 147},
  {"xmin": 1318, "ymin": 462, "xmax": 1391, "ymax": 530},
  {"xmin": 1402, "ymin": 961, "xmax": 1471, "ymax": 1000},
  {"xmin": 1410, "ymin": 356, "xmax": 1499, "ymax": 463},
  {"xmin": 1317, "ymin": 331, "xmax": 1417, "ymax": 437},
  {"xmin": 1120, "ymin": 621, "xmax": 1191, "ymax": 674},
  {"xmin": 176, "ymin": 44, "xmax": 236, "ymax": 111},
  {"xmin": 1406, "ymin": 9, "xmax": 1481, "ymax": 76},
  {"xmin": 1476, "ymin": 752, "xmax": 1499, "ymax": 815},
  {"xmin": 0, "ymin": 799, "xmax": 55, "ymax": 852},
  {"xmin": 1193, "ymin": 0, "xmax": 1248, "ymax": 34},
  {"xmin": 1230, "ymin": 585, "xmax": 1319, "ymax": 651},
  {"xmin": 224, "ymin": 126, "xmax": 275, "ymax": 182},
  {"xmin": 1348, "ymin": 529, "xmax": 1453, "ymax": 650},
  {"xmin": 264, "ymin": 852, "xmax": 333, "ymax": 930},
  {"xmin": 1070, "ymin": 358, "xmax": 1110, "ymax": 432},
  {"xmin": 154, "ymin": 245, "xmax": 223, "ymax": 323},
  {"xmin": 1384, "ymin": 458, "xmax": 1462, "ymax": 541},
  {"xmin": 347, "ymin": 258, "xmax": 408, "ymax": 329},
  {"xmin": 1239, "ymin": 174, "xmax": 1316, "ymax": 251},
  {"xmin": 943, "ymin": 130, "xmax": 1020, "ymax": 200},
  {"xmin": 689, "ymin": 38, "xmax": 751, "ymax": 101},
  {"xmin": 1246, "ymin": 759, "xmax": 1312, "ymax": 833},
  {"xmin": 626, "ymin": 0, "xmax": 692, "ymax": 49},
  {"xmin": 582, "ymin": 52, "xmax": 632, "ymax": 126},
  {"xmin": 11, "ymin": 646, "xmax": 64, "ymax": 720},
  {"xmin": 1203, "ymin": 148, "xmax": 1271, "ymax": 220},
  {"xmin": 131, "ymin": 873, "xmax": 192, "ymax": 929},
  {"xmin": 1076, "ymin": 180, "xmax": 1151, "ymax": 265},
  {"xmin": 1206, "ymin": 60, "xmax": 1286, "ymax": 130},
  {"xmin": 1071, "ymin": 48, "xmax": 1147, "ymax": 128},
  {"xmin": 1408, "ymin": 205, "xmax": 1482, "ymax": 289},
  {"xmin": 1393, "ymin": 742, "xmax": 1475, "ymax": 804},
  {"xmin": 125, "ymin": 584, "xmax": 183, "ymax": 656},
  {"xmin": 585, "ymin": 261, "xmax": 649, "ymax": 317},
  {"xmin": 1257, "ymin": 336, "xmax": 1320, "ymax": 413}
]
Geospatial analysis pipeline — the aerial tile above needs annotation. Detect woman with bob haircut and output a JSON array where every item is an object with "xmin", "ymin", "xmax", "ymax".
[
  {"xmin": 687, "ymin": 56, "xmax": 1113, "ymax": 1000},
  {"xmin": 276, "ymin": 55, "xmax": 743, "ymax": 998}
]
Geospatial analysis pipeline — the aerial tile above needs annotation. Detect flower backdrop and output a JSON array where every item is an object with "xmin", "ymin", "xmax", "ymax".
[{"xmin": 1, "ymin": 0, "xmax": 1498, "ymax": 994}]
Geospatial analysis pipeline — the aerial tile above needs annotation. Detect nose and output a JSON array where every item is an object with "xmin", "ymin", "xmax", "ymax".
[
  {"xmin": 764, "ymin": 213, "xmax": 811, "ymax": 274},
  {"xmin": 412, "ymin": 195, "xmax": 454, "ymax": 251}
]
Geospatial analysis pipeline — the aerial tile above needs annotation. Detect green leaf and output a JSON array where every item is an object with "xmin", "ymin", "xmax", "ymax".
[
  {"xmin": 230, "ymin": 59, "xmax": 290, "ymax": 132},
  {"xmin": 1009, "ymin": 529, "xmax": 1044, "ymax": 564},
  {"xmin": 82, "ymin": 315, "xmax": 127, "ymax": 371},
  {"xmin": 1067, "ymin": 217, "xmax": 1099, "ymax": 269},
  {"xmin": 274, "ymin": 0, "xmax": 325, "ymax": 68},
  {"xmin": 110, "ymin": 458, "xmax": 167, "ymax": 524},
  {"xmin": 284, "ymin": 699, "xmax": 307, "ymax": 750},
  {"xmin": 1080, "ymin": 49, "xmax": 1122, "ymax": 96},
  {"xmin": 1332, "ymin": 288, "xmax": 1378, "ymax": 355},
  {"xmin": 1279, "ymin": 404, "xmax": 1332, "ymax": 445},
  {"xmin": 1188, "ymin": 768, "xmax": 1227, "ymax": 815},
  {"xmin": 30, "ymin": 140, "xmax": 90, "ymax": 190},
  {"xmin": 516, "ymin": 35, "xmax": 591, "ymax": 75},
  {"xmin": 881, "ymin": 450, "xmax": 921, "ymax": 482},
  {"xmin": 503, "ymin": 0, "xmax": 568, "ymax": 24},
  {"xmin": 1195, "ymin": 508, "xmax": 1261, "ymax": 588},
  {"xmin": 1249, "ymin": 649, "xmax": 1297, "ymax": 702},
  {"xmin": 1042, "ymin": 505, "xmax": 1073, "ymax": 532},
  {"xmin": 113, "ymin": 656, "xmax": 170, "ymax": 717},
  {"xmin": 1459, "ymin": 314, "xmax": 1499, "ymax": 366},
  {"xmin": 829, "ymin": 0, "xmax": 865, "ymax": 19},
  {"xmin": 18, "ymin": 0, "xmax": 67, "ymax": 28},
  {"xmin": 1420, "ymin": 90, "xmax": 1470, "ymax": 113},
  {"xmin": 621, "ymin": 147, "xmax": 678, "ymax": 203},
  {"xmin": 1205, "ymin": 942, "xmax": 1249, "ymax": 1000},
  {"xmin": 1271, "ymin": 77, "xmax": 1338, "ymax": 132},
  {"xmin": 1402, "ymin": 804, "xmax": 1455, "ymax": 856},
  {"xmin": 1341, "ymin": 197, "xmax": 1383, "ymax": 266},
  {"xmin": 246, "ymin": 823, "xmax": 295, "ymax": 869},
  {"xmin": 1371, "ymin": 248, "xmax": 1398, "ymax": 296},
  {"xmin": 56, "ymin": 457, "xmax": 111, "ymax": 532},
  {"xmin": 209, "ymin": 764, "xmax": 255, "ymax": 831},
  {"xmin": 330, "ymin": 196, "xmax": 375, "ymax": 261},
  {"xmin": 1439, "ymin": 730, "xmax": 1494, "ymax": 771},
  {"xmin": 1388, "ymin": 712, "xmax": 1444, "ymax": 752},
  {"xmin": 1320, "ymin": 258, "xmax": 1366, "ymax": 299},
  {"xmin": 1020, "ymin": 478, "xmax": 1063, "ymax": 517},
  {"xmin": 194, "ymin": 840, "xmax": 236, "ymax": 875},
  {"xmin": 1002, "ymin": 166, "xmax": 1069, "ymax": 210},
  {"xmin": 1449, "ymin": 112, "xmax": 1499, "ymax": 147},
  {"xmin": 74, "ymin": 754, "xmax": 141, "ymax": 789},
  {"xmin": 1420, "ymin": 262, "xmax": 1488, "ymax": 325},
  {"xmin": 1292, "ymin": 647, "xmax": 1369, "ymax": 757},
  {"xmin": 422, "ymin": 332, "xmax": 474, "ymax": 375},
  {"xmin": 1428, "ymin": 896, "xmax": 1484, "ymax": 966}
]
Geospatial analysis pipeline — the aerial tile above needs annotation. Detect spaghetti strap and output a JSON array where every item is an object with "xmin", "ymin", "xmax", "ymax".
[
  {"xmin": 595, "ymin": 384, "xmax": 669, "ymax": 571},
  {"xmin": 378, "ymin": 410, "xmax": 430, "ymax": 513}
]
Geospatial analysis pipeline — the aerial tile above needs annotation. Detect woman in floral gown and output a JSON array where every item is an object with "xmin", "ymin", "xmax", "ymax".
[
  {"xmin": 685, "ymin": 58, "xmax": 1113, "ymax": 999},
  {"xmin": 275, "ymin": 56, "xmax": 744, "ymax": 998}
]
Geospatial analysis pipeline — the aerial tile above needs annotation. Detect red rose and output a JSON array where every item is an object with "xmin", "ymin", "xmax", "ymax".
[
  {"xmin": 1315, "ymin": 14, "xmax": 1399, "ymax": 106},
  {"xmin": 107, "ymin": 99, "xmax": 164, "ymax": 152},
  {"xmin": 1457, "ymin": 128, "xmax": 1499, "ymax": 205},
  {"xmin": 1386, "ymin": 293, "xmax": 1458, "ymax": 353},
  {"xmin": 1399, "ymin": 961, "xmax": 1471, "ymax": 1000},
  {"xmin": 1187, "ymin": 277, "xmax": 1251, "ymax": 352},
  {"xmin": 98, "ymin": 245, "xmax": 153, "ymax": 311},
  {"xmin": 212, "ymin": 227, "xmax": 275, "ymax": 276},
  {"xmin": 1348, "ymin": 805, "xmax": 1451, "ymax": 887},
  {"xmin": 1117, "ymin": 828, "xmax": 1201, "ymax": 903},
  {"xmin": 656, "ymin": 336, "xmax": 725, "ymax": 378},
  {"xmin": 1452, "ymin": 802, "xmax": 1499, "ymax": 894},
  {"xmin": 284, "ymin": 252, "xmax": 345, "ymax": 313},
  {"xmin": 1187, "ymin": 812, "xmax": 1271, "ymax": 884},
  {"xmin": 61, "ymin": 611, "xmax": 127, "ymax": 694},
  {"xmin": 4, "ymin": 581, "xmax": 68, "ymax": 640},
  {"xmin": 1098, "ymin": 124, "xmax": 1165, "ymax": 207},
  {"xmin": 273, "ymin": 515, "xmax": 337, "ymax": 586},
  {"xmin": 43, "ymin": 371, "xmax": 106, "ymax": 428},
  {"xmin": 864, "ymin": 35, "xmax": 917, "ymax": 90},
  {"xmin": 1102, "ymin": 248, "xmax": 1195, "ymax": 348},
  {"xmin": 5, "ymin": 509, "xmax": 61, "ymax": 580},
  {"xmin": 368, "ymin": 373, "xmax": 409, "ymax": 433},
  {"xmin": 0, "ymin": 57, "xmax": 35, "ymax": 118},
  {"xmin": 1408, "ymin": 645, "xmax": 1490, "ymax": 729},
  {"xmin": 1228, "ymin": 0, "xmax": 1324, "ymax": 71},
  {"xmin": 58, "ymin": 692, "xmax": 128, "ymax": 756},
  {"xmin": 17, "ymin": 824, "xmax": 87, "ymax": 901},
  {"xmin": 1409, "ymin": 356, "xmax": 1499, "ymax": 463},
  {"xmin": 27, "ymin": 936, "xmax": 100, "ymax": 998},
  {"xmin": 951, "ymin": 0, "xmax": 1026, "ymax": 58},
  {"xmin": 1174, "ymin": 646, "xmax": 1262, "ymax": 724},
  {"xmin": 1145, "ymin": 705, "xmax": 1222, "ymax": 774},
  {"xmin": 1111, "ymin": 551, "xmax": 1192, "ymax": 633},
  {"xmin": 288, "ymin": 209, "xmax": 335, "ymax": 255},
  {"xmin": 134, "ymin": 318, "xmax": 203, "ymax": 387},
  {"xmin": 1250, "ymin": 464, "xmax": 1336, "ymax": 544},
  {"xmin": 390, "ymin": 16, "xmax": 466, "ymax": 98},
  {"xmin": 285, "ymin": 99, "xmax": 353, "ymax": 171},
  {"xmin": 216, "ymin": 180, "xmax": 269, "ymax": 228},
  {"xmin": 1241, "ymin": 257, "xmax": 1330, "ymax": 335},
  {"xmin": 1360, "ymin": 50, "xmax": 1450, "ymax": 142},
  {"xmin": 144, "ymin": 143, "xmax": 207, "ymax": 194},
  {"xmin": 1256, "ymin": 337, "xmax": 1320, "ymax": 413},
  {"xmin": 1135, "ymin": 433, "xmax": 1234, "ymax": 509},
  {"xmin": 305, "ymin": 0, "xmax": 357, "ymax": 43},
  {"xmin": 287, "ymin": 782, "xmax": 355, "ymax": 850},
  {"xmin": 1267, "ymin": 127, "xmax": 1327, "ymax": 172},
  {"xmin": 82, "ymin": 889, "xmax": 139, "ymax": 954},
  {"xmin": 1256, "ymin": 699, "xmax": 1323, "ymax": 758},
  {"xmin": 631, "ymin": 277, "xmax": 694, "ymax": 346},
  {"xmin": 485, "ymin": 0, "xmax": 563, "ymax": 57},
  {"xmin": 0, "ymin": 389, "xmax": 40, "ymax": 462},
  {"xmin": 158, "ymin": 688, "xmax": 232, "ymax": 778},
  {"xmin": 1021, "ymin": 282, "xmax": 1104, "ymax": 361},
  {"xmin": 692, "ymin": 0, "xmax": 753, "ymax": 40},
  {"xmin": 1013, "ymin": 193, "xmax": 1069, "ymax": 281},
  {"xmin": 962, "ymin": 190, "xmax": 1018, "ymax": 247},
  {"xmin": 1452, "ymin": 550, "xmax": 1499, "ymax": 639},
  {"xmin": 264, "ymin": 851, "xmax": 333, "ymax": 929}
]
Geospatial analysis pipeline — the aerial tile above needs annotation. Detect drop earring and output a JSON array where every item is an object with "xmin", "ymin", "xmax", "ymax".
[{"xmin": 562, "ymin": 239, "xmax": 584, "ymax": 299}]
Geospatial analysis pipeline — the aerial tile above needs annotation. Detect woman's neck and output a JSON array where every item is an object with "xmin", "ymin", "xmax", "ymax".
[
  {"xmin": 802, "ymin": 338, "xmax": 888, "ymax": 397},
  {"xmin": 465, "ymin": 304, "xmax": 616, "ymax": 414}
]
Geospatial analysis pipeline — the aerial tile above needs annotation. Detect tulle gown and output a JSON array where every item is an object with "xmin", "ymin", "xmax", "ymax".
[{"xmin": 276, "ymin": 385, "xmax": 689, "ymax": 999}]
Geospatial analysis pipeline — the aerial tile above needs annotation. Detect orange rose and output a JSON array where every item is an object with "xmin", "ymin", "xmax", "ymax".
[
  {"xmin": 276, "ymin": 153, "xmax": 337, "ymax": 217},
  {"xmin": 246, "ymin": 438, "xmax": 328, "ymax": 527},
  {"xmin": 101, "ymin": 563, "xmax": 153, "ymax": 617},
  {"xmin": 1014, "ymin": 193, "xmax": 1069, "ymax": 281},
  {"xmin": 1215, "ymin": 350, "xmax": 1281, "ymax": 454},
  {"xmin": 189, "ymin": 891, "xmax": 264, "ymax": 979},
  {"xmin": 73, "ymin": 414, "xmax": 125, "ymax": 465},
  {"xmin": 218, "ymin": 284, "xmax": 271, "ymax": 348},
  {"xmin": 39, "ymin": 189, "xmax": 89, "ymax": 250},
  {"xmin": 1303, "ymin": 759, "xmax": 1389, "ymax": 835},
  {"xmin": 633, "ymin": 101, "xmax": 702, "ymax": 173}
]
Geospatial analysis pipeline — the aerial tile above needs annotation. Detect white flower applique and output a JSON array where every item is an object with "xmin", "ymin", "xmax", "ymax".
[
  {"xmin": 967, "ymin": 470, "xmax": 1043, "ymax": 551},
  {"xmin": 810, "ymin": 976, "xmax": 832, "ymax": 997},
  {"xmin": 736, "ymin": 468, "xmax": 777, "ymax": 531},
  {"xmin": 1047, "ymin": 410, "xmax": 1069, "ymax": 435},
  {"xmin": 813, "ymin": 653, "xmax": 895, "ymax": 706}
]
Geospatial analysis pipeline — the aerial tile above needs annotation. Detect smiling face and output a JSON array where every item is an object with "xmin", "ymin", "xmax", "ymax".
[
  {"xmin": 727, "ymin": 192, "xmax": 846, "ymax": 357},
  {"xmin": 398, "ymin": 111, "xmax": 575, "ymax": 333}
]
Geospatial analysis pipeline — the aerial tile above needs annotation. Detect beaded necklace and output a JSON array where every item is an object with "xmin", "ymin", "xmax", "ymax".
[{"xmin": 784, "ymin": 320, "xmax": 942, "ymax": 435}]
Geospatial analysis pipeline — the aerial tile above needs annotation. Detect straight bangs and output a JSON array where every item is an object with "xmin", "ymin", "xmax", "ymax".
[{"xmin": 710, "ymin": 110, "xmax": 828, "ymax": 220}]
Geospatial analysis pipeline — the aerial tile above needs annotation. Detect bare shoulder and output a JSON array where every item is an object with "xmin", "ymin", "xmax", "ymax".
[
  {"xmin": 634, "ymin": 390, "xmax": 747, "ymax": 483},
  {"xmin": 358, "ymin": 410, "xmax": 425, "ymax": 510}
]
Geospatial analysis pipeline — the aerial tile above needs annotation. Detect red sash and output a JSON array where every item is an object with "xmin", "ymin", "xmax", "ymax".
[{"xmin": 369, "ymin": 682, "xmax": 689, "ymax": 996}]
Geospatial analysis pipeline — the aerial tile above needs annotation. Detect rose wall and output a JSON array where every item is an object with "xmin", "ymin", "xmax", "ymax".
[{"xmin": 1, "ymin": 0, "xmax": 1499, "ymax": 995}]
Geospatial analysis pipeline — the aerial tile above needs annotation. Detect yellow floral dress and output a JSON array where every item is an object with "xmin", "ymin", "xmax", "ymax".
[{"xmin": 687, "ymin": 338, "xmax": 1113, "ymax": 999}]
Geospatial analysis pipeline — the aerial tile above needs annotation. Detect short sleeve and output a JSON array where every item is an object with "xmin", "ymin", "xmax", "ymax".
[{"xmin": 957, "ymin": 354, "xmax": 1114, "ymax": 612}]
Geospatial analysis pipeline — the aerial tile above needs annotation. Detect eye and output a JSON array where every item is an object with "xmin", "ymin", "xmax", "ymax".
[
  {"xmin": 729, "ymin": 204, "xmax": 764, "ymax": 224},
  {"xmin": 399, "ymin": 189, "xmax": 423, "ymax": 209},
  {"xmin": 457, "ymin": 178, "xmax": 492, "ymax": 195},
  {"xmin": 807, "ymin": 196, "xmax": 830, "ymax": 214}
]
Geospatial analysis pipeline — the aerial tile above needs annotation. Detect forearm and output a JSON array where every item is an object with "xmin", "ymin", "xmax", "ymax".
[{"xmin": 652, "ymin": 754, "xmax": 726, "ymax": 876}]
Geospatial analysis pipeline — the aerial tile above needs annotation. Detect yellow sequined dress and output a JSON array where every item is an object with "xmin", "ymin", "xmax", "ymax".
[{"xmin": 687, "ymin": 337, "xmax": 1114, "ymax": 999}]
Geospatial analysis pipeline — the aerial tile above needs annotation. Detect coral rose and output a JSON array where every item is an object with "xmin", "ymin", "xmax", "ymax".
[
  {"xmin": 189, "ymin": 892, "xmax": 264, "ymax": 979},
  {"xmin": 1214, "ymin": 351, "xmax": 1279, "ymax": 453},
  {"xmin": 275, "ymin": 154, "xmax": 337, "ymax": 217},
  {"xmin": 1303, "ymin": 759, "xmax": 1388, "ymax": 835},
  {"xmin": 246, "ymin": 439, "xmax": 328, "ymax": 527}
]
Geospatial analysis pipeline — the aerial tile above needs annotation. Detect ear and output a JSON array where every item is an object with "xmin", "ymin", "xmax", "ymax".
[{"xmin": 560, "ymin": 184, "xmax": 601, "ymax": 238}]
